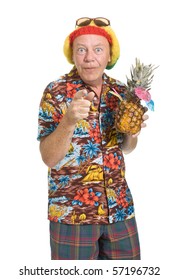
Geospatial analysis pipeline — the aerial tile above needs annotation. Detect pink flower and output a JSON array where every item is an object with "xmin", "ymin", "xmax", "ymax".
[{"xmin": 134, "ymin": 87, "xmax": 151, "ymax": 101}]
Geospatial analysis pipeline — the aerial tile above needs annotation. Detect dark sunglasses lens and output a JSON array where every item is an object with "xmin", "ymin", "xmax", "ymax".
[
  {"xmin": 76, "ymin": 18, "xmax": 91, "ymax": 26},
  {"xmin": 94, "ymin": 18, "xmax": 110, "ymax": 26},
  {"xmin": 76, "ymin": 17, "xmax": 110, "ymax": 27}
]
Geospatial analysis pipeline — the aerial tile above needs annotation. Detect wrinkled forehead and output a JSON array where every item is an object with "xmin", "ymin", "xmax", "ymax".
[{"xmin": 72, "ymin": 34, "xmax": 110, "ymax": 47}]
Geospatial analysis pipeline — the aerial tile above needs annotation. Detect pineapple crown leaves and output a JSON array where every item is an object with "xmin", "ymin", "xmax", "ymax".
[
  {"xmin": 125, "ymin": 58, "xmax": 158, "ymax": 111},
  {"xmin": 109, "ymin": 58, "xmax": 158, "ymax": 111},
  {"xmin": 127, "ymin": 58, "xmax": 157, "ymax": 90}
]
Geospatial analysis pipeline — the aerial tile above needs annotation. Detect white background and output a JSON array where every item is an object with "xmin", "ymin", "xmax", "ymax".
[{"xmin": 0, "ymin": 0, "xmax": 177, "ymax": 279}]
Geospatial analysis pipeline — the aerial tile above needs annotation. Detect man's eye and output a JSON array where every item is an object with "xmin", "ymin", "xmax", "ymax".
[
  {"xmin": 77, "ymin": 48, "xmax": 86, "ymax": 54},
  {"xmin": 95, "ymin": 48, "xmax": 102, "ymax": 53}
]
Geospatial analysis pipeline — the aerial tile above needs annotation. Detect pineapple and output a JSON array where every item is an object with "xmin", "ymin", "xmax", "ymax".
[
  {"xmin": 116, "ymin": 99, "xmax": 145, "ymax": 134},
  {"xmin": 110, "ymin": 58, "xmax": 157, "ymax": 134}
]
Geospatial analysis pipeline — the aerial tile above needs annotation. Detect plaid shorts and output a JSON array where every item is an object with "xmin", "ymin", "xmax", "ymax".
[{"xmin": 50, "ymin": 217, "xmax": 140, "ymax": 260}]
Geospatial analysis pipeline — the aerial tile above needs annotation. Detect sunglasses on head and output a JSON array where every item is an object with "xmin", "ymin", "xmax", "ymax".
[{"xmin": 76, "ymin": 17, "xmax": 110, "ymax": 27}]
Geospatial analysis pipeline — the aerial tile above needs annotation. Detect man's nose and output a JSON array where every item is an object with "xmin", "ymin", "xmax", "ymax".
[{"xmin": 84, "ymin": 50, "xmax": 95, "ymax": 62}]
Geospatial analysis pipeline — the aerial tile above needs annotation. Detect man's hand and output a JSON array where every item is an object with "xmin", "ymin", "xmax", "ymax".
[{"xmin": 65, "ymin": 89, "xmax": 95, "ymax": 125}]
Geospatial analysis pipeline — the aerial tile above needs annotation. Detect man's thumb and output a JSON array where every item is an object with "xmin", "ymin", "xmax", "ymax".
[
  {"xmin": 74, "ymin": 89, "xmax": 88, "ymax": 100},
  {"xmin": 84, "ymin": 91, "xmax": 95, "ymax": 102}
]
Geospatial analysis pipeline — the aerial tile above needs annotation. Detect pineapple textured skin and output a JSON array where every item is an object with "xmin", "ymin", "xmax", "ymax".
[{"xmin": 115, "ymin": 100, "xmax": 145, "ymax": 134}]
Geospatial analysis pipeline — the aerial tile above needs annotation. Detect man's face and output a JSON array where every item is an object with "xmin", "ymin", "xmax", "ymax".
[{"xmin": 72, "ymin": 34, "xmax": 111, "ymax": 86}]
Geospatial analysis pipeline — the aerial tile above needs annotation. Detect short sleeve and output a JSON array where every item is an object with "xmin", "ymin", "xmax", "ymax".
[{"xmin": 37, "ymin": 81, "xmax": 65, "ymax": 141}]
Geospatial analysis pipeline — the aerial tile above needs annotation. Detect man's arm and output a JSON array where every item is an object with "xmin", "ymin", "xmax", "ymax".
[
  {"xmin": 40, "ymin": 89, "xmax": 94, "ymax": 168},
  {"xmin": 122, "ymin": 113, "xmax": 149, "ymax": 154},
  {"xmin": 122, "ymin": 134, "xmax": 138, "ymax": 154},
  {"xmin": 40, "ymin": 116, "xmax": 76, "ymax": 168}
]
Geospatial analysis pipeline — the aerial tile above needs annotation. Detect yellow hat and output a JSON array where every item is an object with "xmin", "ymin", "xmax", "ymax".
[{"xmin": 63, "ymin": 18, "xmax": 120, "ymax": 70}]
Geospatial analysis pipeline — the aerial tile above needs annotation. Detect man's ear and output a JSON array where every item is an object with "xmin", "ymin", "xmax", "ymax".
[{"xmin": 108, "ymin": 51, "xmax": 111, "ymax": 62}]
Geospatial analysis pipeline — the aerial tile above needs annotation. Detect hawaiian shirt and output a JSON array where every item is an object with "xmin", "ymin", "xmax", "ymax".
[{"xmin": 37, "ymin": 67, "xmax": 135, "ymax": 225}]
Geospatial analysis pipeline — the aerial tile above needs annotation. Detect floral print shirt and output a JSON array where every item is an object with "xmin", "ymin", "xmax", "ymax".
[{"xmin": 37, "ymin": 67, "xmax": 135, "ymax": 225}]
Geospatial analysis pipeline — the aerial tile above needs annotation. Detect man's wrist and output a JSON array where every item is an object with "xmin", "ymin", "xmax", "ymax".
[{"xmin": 61, "ymin": 114, "xmax": 77, "ymax": 130}]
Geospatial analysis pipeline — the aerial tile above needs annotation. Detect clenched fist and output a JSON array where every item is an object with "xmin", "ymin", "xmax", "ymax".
[{"xmin": 65, "ymin": 89, "xmax": 95, "ymax": 125}]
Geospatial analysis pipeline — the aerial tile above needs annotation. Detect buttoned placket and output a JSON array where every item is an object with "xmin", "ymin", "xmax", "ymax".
[{"xmin": 90, "ymin": 89, "xmax": 111, "ymax": 221}]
